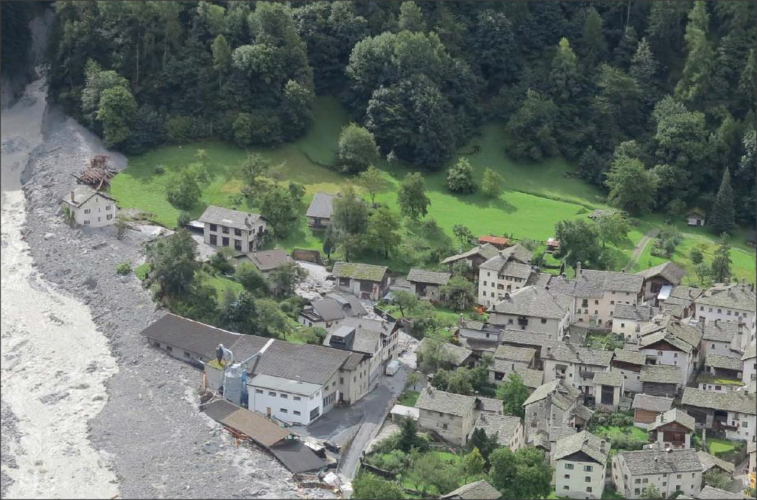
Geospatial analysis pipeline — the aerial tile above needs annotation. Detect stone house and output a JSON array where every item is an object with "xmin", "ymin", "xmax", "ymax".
[
  {"xmin": 305, "ymin": 192, "xmax": 335, "ymax": 230},
  {"xmin": 542, "ymin": 343, "xmax": 614, "ymax": 403},
  {"xmin": 647, "ymin": 408, "xmax": 696, "ymax": 450},
  {"xmin": 488, "ymin": 285, "xmax": 572, "ymax": 340},
  {"xmin": 697, "ymin": 353, "xmax": 744, "ymax": 393},
  {"xmin": 659, "ymin": 285, "xmax": 703, "ymax": 320},
  {"xmin": 743, "ymin": 345, "xmax": 756, "ymax": 386},
  {"xmin": 611, "ymin": 349, "xmax": 647, "ymax": 396},
  {"xmin": 699, "ymin": 319, "xmax": 743, "ymax": 358},
  {"xmin": 681, "ymin": 387, "xmax": 757, "ymax": 442},
  {"xmin": 522, "ymin": 379, "xmax": 590, "ymax": 444},
  {"xmin": 696, "ymin": 450, "xmax": 735, "ymax": 477},
  {"xmin": 441, "ymin": 480, "xmax": 501, "ymax": 500},
  {"xmin": 477, "ymin": 244, "xmax": 534, "ymax": 307},
  {"xmin": 442, "ymin": 243, "xmax": 500, "ymax": 276},
  {"xmin": 238, "ymin": 249, "xmax": 293, "ymax": 294},
  {"xmin": 298, "ymin": 293, "xmax": 368, "ymax": 330},
  {"xmin": 199, "ymin": 205, "xmax": 267, "ymax": 253},
  {"xmin": 611, "ymin": 448, "xmax": 703, "ymax": 499},
  {"xmin": 636, "ymin": 261, "xmax": 686, "ymax": 303},
  {"xmin": 418, "ymin": 338, "xmax": 476, "ymax": 369},
  {"xmin": 554, "ymin": 431, "xmax": 610, "ymax": 500},
  {"xmin": 488, "ymin": 344, "xmax": 537, "ymax": 383},
  {"xmin": 612, "ymin": 304, "xmax": 658, "ymax": 341},
  {"xmin": 331, "ymin": 262, "xmax": 390, "ymax": 301},
  {"xmin": 694, "ymin": 282, "xmax": 756, "ymax": 350},
  {"xmin": 640, "ymin": 364, "xmax": 683, "ymax": 398},
  {"xmin": 499, "ymin": 329, "xmax": 552, "ymax": 369},
  {"xmin": 406, "ymin": 268, "xmax": 451, "ymax": 302},
  {"xmin": 415, "ymin": 387, "xmax": 478, "ymax": 446},
  {"xmin": 638, "ymin": 316, "xmax": 703, "ymax": 386},
  {"xmin": 471, "ymin": 413, "xmax": 524, "ymax": 452},
  {"xmin": 60, "ymin": 185, "xmax": 117, "ymax": 227},
  {"xmin": 631, "ymin": 394, "xmax": 674, "ymax": 429},
  {"xmin": 593, "ymin": 371, "xmax": 623, "ymax": 410}
]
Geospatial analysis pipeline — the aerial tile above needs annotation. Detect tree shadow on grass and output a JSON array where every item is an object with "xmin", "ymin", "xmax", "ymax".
[{"xmin": 452, "ymin": 192, "xmax": 518, "ymax": 214}]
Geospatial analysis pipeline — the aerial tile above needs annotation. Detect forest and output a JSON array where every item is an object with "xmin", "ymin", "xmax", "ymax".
[{"xmin": 6, "ymin": 0, "xmax": 756, "ymax": 226}]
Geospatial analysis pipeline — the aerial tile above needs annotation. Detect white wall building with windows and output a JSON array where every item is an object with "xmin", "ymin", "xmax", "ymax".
[
  {"xmin": 61, "ymin": 185, "xmax": 117, "ymax": 227},
  {"xmin": 247, "ymin": 374, "xmax": 324, "ymax": 426},
  {"xmin": 199, "ymin": 205, "xmax": 266, "ymax": 253}
]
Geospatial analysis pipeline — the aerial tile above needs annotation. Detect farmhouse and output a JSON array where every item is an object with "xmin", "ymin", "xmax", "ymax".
[
  {"xmin": 541, "ymin": 343, "xmax": 614, "ymax": 403},
  {"xmin": 60, "ymin": 185, "xmax": 117, "ymax": 227},
  {"xmin": 406, "ymin": 268, "xmax": 451, "ymax": 302},
  {"xmin": 593, "ymin": 371, "xmax": 623, "ymax": 410},
  {"xmin": 639, "ymin": 364, "xmax": 683, "ymax": 397},
  {"xmin": 697, "ymin": 353, "xmax": 744, "ymax": 393},
  {"xmin": 442, "ymin": 243, "xmax": 500, "ymax": 274},
  {"xmin": 199, "ymin": 206, "xmax": 267, "ymax": 253},
  {"xmin": 298, "ymin": 293, "xmax": 368, "ymax": 330},
  {"xmin": 553, "ymin": 431, "xmax": 609, "ymax": 500},
  {"xmin": 331, "ymin": 262, "xmax": 390, "ymax": 301},
  {"xmin": 612, "ymin": 304, "xmax": 658, "ymax": 341},
  {"xmin": 471, "ymin": 413, "xmax": 524, "ymax": 451},
  {"xmin": 611, "ymin": 448, "xmax": 703, "ymax": 499},
  {"xmin": 305, "ymin": 192, "xmax": 335, "ymax": 229},
  {"xmin": 637, "ymin": 316, "xmax": 703, "ymax": 385},
  {"xmin": 631, "ymin": 394, "xmax": 673, "ymax": 428},
  {"xmin": 699, "ymin": 319, "xmax": 742, "ymax": 358},
  {"xmin": 637, "ymin": 261, "xmax": 686, "ymax": 302},
  {"xmin": 415, "ymin": 386, "xmax": 478, "ymax": 446},
  {"xmin": 611, "ymin": 349, "xmax": 647, "ymax": 396},
  {"xmin": 695, "ymin": 282, "xmax": 756, "ymax": 350},
  {"xmin": 523, "ymin": 379, "xmax": 587, "ymax": 443},
  {"xmin": 488, "ymin": 285, "xmax": 572, "ymax": 340},
  {"xmin": 477, "ymin": 244, "xmax": 534, "ymax": 307},
  {"xmin": 681, "ymin": 387, "xmax": 757, "ymax": 442},
  {"xmin": 647, "ymin": 408, "xmax": 696, "ymax": 450}
]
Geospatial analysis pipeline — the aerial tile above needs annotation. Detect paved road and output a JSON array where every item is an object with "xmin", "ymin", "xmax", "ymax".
[{"xmin": 624, "ymin": 228, "xmax": 660, "ymax": 272}]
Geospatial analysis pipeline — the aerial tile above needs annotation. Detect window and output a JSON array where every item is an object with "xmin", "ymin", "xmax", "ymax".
[
  {"xmin": 635, "ymin": 479, "xmax": 641, "ymax": 484},
  {"xmin": 442, "ymin": 423, "xmax": 448, "ymax": 430},
  {"xmin": 234, "ymin": 239, "xmax": 242, "ymax": 251},
  {"xmin": 294, "ymin": 411, "xmax": 301, "ymax": 416},
  {"xmin": 84, "ymin": 208, "xmax": 91, "ymax": 214},
  {"xmin": 184, "ymin": 351, "xmax": 190, "ymax": 358},
  {"xmin": 166, "ymin": 345, "xmax": 173, "ymax": 352},
  {"xmin": 642, "ymin": 478, "xmax": 648, "ymax": 484},
  {"xmin": 586, "ymin": 487, "xmax": 593, "ymax": 493},
  {"xmin": 234, "ymin": 228, "xmax": 242, "ymax": 236},
  {"xmin": 222, "ymin": 226, "xmax": 229, "ymax": 234},
  {"xmin": 564, "ymin": 474, "xmax": 570, "ymax": 479},
  {"xmin": 222, "ymin": 237, "xmax": 229, "ymax": 246},
  {"xmin": 106, "ymin": 214, "xmax": 112, "ymax": 220},
  {"xmin": 584, "ymin": 476, "xmax": 591, "ymax": 482},
  {"xmin": 541, "ymin": 318, "xmax": 547, "ymax": 324},
  {"xmin": 595, "ymin": 300, "xmax": 599, "ymax": 305},
  {"xmin": 269, "ymin": 391, "xmax": 276, "ymax": 396},
  {"xmin": 563, "ymin": 486, "xmax": 569, "ymax": 490},
  {"xmin": 611, "ymin": 301, "xmax": 615, "ymax": 305},
  {"xmin": 209, "ymin": 224, "xmax": 217, "ymax": 231},
  {"xmin": 210, "ymin": 235, "xmax": 217, "ymax": 245},
  {"xmin": 280, "ymin": 408, "xmax": 288, "ymax": 414},
  {"xmin": 255, "ymin": 389, "xmax": 263, "ymax": 394},
  {"xmin": 106, "ymin": 205, "xmax": 112, "ymax": 210},
  {"xmin": 676, "ymin": 474, "xmax": 681, "ymax": 479},
  {"xmin": 83, "ymin": 220, "xmax": 90, "ymax": 225},
  {"xmin": 565, "ymin": 464, "xmax": 574, "ymax": 470},
  {"xmin": 715, "ymin": 386, "xmax": 721, "ymax": 390},
  {"xmin": 281, "ymin": 394, "xmax": 288, "ymax": 399},
  {"xmin": 584, "ymin": 465, "xmax": 593, "ymax": 472},
  {"xmin": 508, "ymin": 319, "xmax": 514, "ymax": 324},
  {"xmin": 676, "ymin": 485, "xmax": 681, "ymax": 492},
  {"xmin": 712, "ymin": 343, "xmax": 716, "ymax": 349},
  {"xmin": 718, "ymin": 309, "xmax": 722, "ymax": 313},
  {"xmin": 340, "ymin": 377, "xmax": 344, "ymax": 384},
  {"xmin": 635, "ymin": 489, "xmax": 640, "ymax": 495}
]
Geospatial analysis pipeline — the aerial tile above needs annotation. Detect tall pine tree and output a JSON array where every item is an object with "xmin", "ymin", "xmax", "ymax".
[
  {"xmin": 710, "ymin": 234, "xmax": 733, "ymax": 283},
  {"xmin": 710, "ymin": 167, "xmax": 735, "ymax": 235},
  {"xmin": 676, "ymin": 1, "xmax": 714, "ymax": 105}
]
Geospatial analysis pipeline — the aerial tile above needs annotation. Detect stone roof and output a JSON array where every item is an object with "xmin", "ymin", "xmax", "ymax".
[
  {"xmin": 554, "ymin": 430, "xmax": 608, "ymax": 464},
  {"xmin": 199, "ymin": 205, "xmax": 263, "ymax": 229},
  {"xmin": 570, "ymin": 403, "xmax": 595, "ymax": 422},
  {"xmin": 415, "ymin": 387, "xmax": 476, "ymax": 418},
  {"xmin": 578, "ymin": 269, "xmax": 645, "ymax": 294},
  {"xmin": 332, "ymin": 262, "xmax": 388, "ymax": 282},
  {"xmin": 668, "ymin": 286, "xmax": 703, "ymax": 302},
  {"xmin": 681, "ymin": 387, "xmax": 757, "ymax": 415},
  {"xmin": 489, "ymin": 286, "xmax": 571, "ymax": 320},
  {"xmin": 499, "ymin": 329, "xmax": 550, "ymax": 349},
  {"xmin": 512, "ymin": 366, "xmax": 544, "ymax": 389},
  {"xmin": 526, "ymin": 272, "xmax": 553, "ymax": 287},
  {"xmin": 743, "ymin": 344, "xmax": 756, "ymax": 360},
  {"xmin": 632, "ymin": 394, "xmax": 674, "ymax": 413},
  {"xmin": 544, "ymin": 343, "xmax": 613, "ymax": 367},
  {"xmin": 648, "ymin": 408, "xmax": 696, "ymax": 432},
  {"xmin": 612, "ymin": 349, "xmax": 647, "ymax": 366},
  {"xmin": 341, "ymin": 352, "xmax": 366, "ymax": 371},
  {"xmin": 61, "ymin": 185, "xmax": 116, "ymax": 208},
  {"xmin": 700, "ymin": 320, "xmax": 740, "ymax": 343},
  {"xmin": 407, "ymin": 268, "xmax": 451, "ymax": 286},
  {"xmin": 440, "ymin": 480, "xmax": 501, "ymax": 500},
  {"xmin": 636, "ymin": 261, "xmax": 686, "ymax": 286},
  {"xmin": 697, "ymin": 284, "xmax": 757, "ymax": 312},
  {"xmin": 640, "ymin": 330, "xmax": 694, "ymax": 353},
  {"xmin": 473, "ymin": 413, "xmax": 521, "ymax": 446},
  {"xmin": 442, "ymin": 243, "xmax": 500, "ymax": 265},
  {"xmin": 523, "ymin": 379, "xmax": 580, "ymax": 410},
  {"xmin": 614, "ymin": 304, "xmax": 658, "ymax": 322},
  {"xmin": 528, "ymin": 430, "xmax": 550, "ymax": 449},
  {"xmin": 696, "ymin": 451, "xmax": 735, "ymax": 475},
  {"xmin": 698, "ymin": 486, "xmax": 747, "ymax": 499},
  {"xmin": 309, "ymin": 295, "xmax": 367, "ymax": 322},
  {"xmin": 478, "ymin": 397, "xmax": 504, "ymax": 414},
  {"xmin": 549, "ymin": 425, "xmax": 577, "ymax": 443},
  {"xmin": 640, "ymin": 364, "xmax": 683, "ymax": 385},
  {"xmin": 323, "ymin": 327, "xmax": 381, "ymax": 355},
  {"xmin": 247, "ymin": 249, "xmax": 292, "ymax": 272},
  {"xmin": 618, "ymin": 448, "xmax": 702, "ymax": 475},
  {"xmin": 640, "ymin": 317, "xmax": 702, "ymax": 353},
  {"xmin": 418, "ymin": 338, "xmax": 473, "ymax": 366},
  {"xmin": 705, "ymin": 353, "xmax": 743, "ymax": 371},
  {"xmin": 494, "ymin": 345, "xmax": 537, "ymax": 363},
  {"xmin": 305, "ymin": 192, "xmax": 335, "ymax": 219},
  {"xmin": 594, "ymin": 371, "xmax": 623, "ymax": 387}
]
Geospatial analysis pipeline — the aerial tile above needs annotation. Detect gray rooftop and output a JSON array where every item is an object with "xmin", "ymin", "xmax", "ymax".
[
  {"xmin": 697, "ymin": 485, "xmax": 747, "ymax": 499},
  {"xmin": 61, "ymin": 185, "xmax": 115, "ymax": 208},
  {"xmin": 696, "ymin": 451, "xmax": 735, "ymax": 475},
  {"xmin": 681, "ymin": 387, "xmax": 757, "ymax": 415},
  {"xmin": 247, "ymin": 249, "xmax": 292, "ymax": 272},
  {"xmin": 553, "ymin": 430, "xmax": 609, "ymax": 464},
  {"xmin": 697, "ymin": 284, "xmax": 757, "ymax": 312},
  {"xmin": 440, "ymin": 480, "xmax": 501, "ymax": 500},
  {"xmin": 442, "ymin": 243, "xmax": 500, "ymax": 265},
  {"xmin": 632, "ymin": 394, "xmax": 674, "ymax": 413},
  {"xmin": 306, "ymin": 192, "xmax": 335, "ymax": 219},
  {"xmin": 523, "ymin": 379, "xmax": 580, "ymax": 411},
  {"xmin": 640, "ymin": 364, "xmax": 683, "ymax": 385},
  {"xmin": 612, "ymin": 348, "xmax": 647, "ymax": 366},
  {"xmin": 479, "ymin": 244, "xmax": 533, "ymax": 272},
  {"xmin": 648, "ymin": 408, "xmax": 696, "ymax": 432},
  {"xmin": 419, "ymin": 338, "xmax": 474, "ymax": 366},
  {"xmin": 478, "ymin": 396, "xmax": 505, "ymax": 414},
  {"xmin": 743, "ymin": 345, "xmax": 756, "ymax": 360},
  {"xmin": 705, "ymin": 353, "xmax": 743, "ymax": 371},
  {"xmin": 700, "ymin": 320, "xmax": 740, "ymax": 343},
  {"xmin": 407, "ymin": 268, "xmax": 451, "ymax": 286},
  {"xmin": 199, "ymin": 205, "xmax": 263, "ymax": 230},
  {"xmin": 490, "ymin": 285, "xmax": 571, "ymax": 320},
  {"xmin": 544, "ymin": 343, "xmax": 614, "ymax": 367},
  {"xmin": 668, "ymin": 286, "xmax": 703, "ymax": 302},
  {"xmin": 309, "ymin": 295, "xmax": 367, "ymax": 322},
  {"xmin": 415, "ymin": 387, "xmax": 476, "ymax": 417},
  {"xmin": 578, "ymin": 269, "xmax": 644, "ymax": 295},
  {"xmin": 512, "ymin": 366, "xmax": 544, "ymax": 389},
  {"xmin": 594, "ymin": 371, "xmax": 623, "ymax": 387},
  {"xmin": 332, "ymin": 262, "xmax": 388, "ymax": 282},
  {"xmin": 140, "ymin": 313, "xmax": 242, "ymax": 360},
  {"xmin": 636, "ymin": 261, "xmax": 686, "ymax": 286},
  {"xmin": 472, "ymin": 414, "xmax": 522, "ymax": 446},
  {"xmin": 323, "ymin": 327, "xmax": 381, "ymax": 355},
  {"xmin": 499, "ymin": 329, "xmax": 550, "ymax": 349},
  {"xmin": 249, "ymin": 374, "xmax": 322, "ymax": 396},
  {"xmin": 494, "ymin": 345, "xmax": 537, "ymax": 363},
  {"xmin": 614, "ymin": 304, "xmax": 658, "ymax": 322},
  {"xmin": 618, "ymin": 448, "xmax": 702, "ymax": 475}
]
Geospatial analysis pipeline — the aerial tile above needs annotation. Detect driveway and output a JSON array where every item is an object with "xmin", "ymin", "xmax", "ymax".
[{"xmin": 623, "ymin": 228, "xmax": 660, "ymax": 271}]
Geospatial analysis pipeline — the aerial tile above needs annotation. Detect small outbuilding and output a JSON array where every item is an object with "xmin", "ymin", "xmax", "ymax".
[{"xmin": 686, "ymin": 208, "xmax": 706, "ymax": 227}]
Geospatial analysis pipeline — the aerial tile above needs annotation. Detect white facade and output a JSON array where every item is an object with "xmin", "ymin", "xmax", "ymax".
[
  {"xmin": 490, "ymin": 311, "xmax": 570, "ymax": 340},
  {"xmin": 704, "ymin": 339, "xmax": 738, "ymax": 358},
  {"xmin": 612, "ymin": 454, "xmax": 702, "ymax": 500},
  {"xmin": 478, "ymin": 269, "xmax": 530, "ymax": 307},
  {"xmin": 204, "ymin": 219, "xmax": 266, "ymax": 253},
  {"xmin": 555, "ymin": 458, "xmax": 605, "ymax": 499},
  {"xmin": 695, "ymin": 302, "xmax": 756, "ymax": 350},
  {"xmin": 743, "ymin": 355, "xmax": 756, "ymax": 386},
  {"xmin": 725, "ymin": 411, "xmax": 756, "ymax": 442},
  {"xmin": 638, "ymin": 347, "xmax": 695, "ymax": 386},
  {"xmin": 247, "ymin": 376, "xmax": 324, "ymax": 426},
  {"xmin": 574, "ymin": 291, "xmax": 639, "ymax": 326},
  {"xmin": 613, "ymin": 367, "xmax": 643, "ymax": 395},
  {"xmin": 543, "ymin": 360, "xmax": 609, "ymax": 398},
  {"xmin": 64, "ymin": 192, "xmax": 117, "ymax": 227},
  {"xmin": 612, "ymin": 317, "xmax": 645, "ymax": 341}
]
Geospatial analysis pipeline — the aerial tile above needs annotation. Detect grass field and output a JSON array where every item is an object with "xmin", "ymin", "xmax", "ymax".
[
  {"xmin": 401, "ymin": 450, "xmax": 463, "ymax": 494},
  {"xmin": 111, "ymin": 96, "xmax": 756, "ymax": 279},
  {"xmin": 707, "ymin": 437, "xmax": 737, "ymax": 456},
  {"xmin": 398, "ymin": 390, "xmax": 420, "ymax": 407}
]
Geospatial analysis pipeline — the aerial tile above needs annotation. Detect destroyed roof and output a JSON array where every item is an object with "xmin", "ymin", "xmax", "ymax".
[
  {"xmin": 247, "ymin": 249, "xmax": 292, "ymax": 272},
  {"xmin": 418, "ymin": 338, "xmax": 473, "ymax": 366},
  {"xmin": 705, "ymin": 353, "xmax": 743, "ymax": 371},
  {"xmin": 139, "ymin": 313, "xmax": 241, "ymax": 359},
  {"xmin": 407, "ymin": 268, "xmax": 451, "ymax": 285},
  {"xmin": 332, "ymin": 262, "xmax": 388, "ymax": 282},
  {"xmin": 544, "ymin": 343, "xmax": 614, "ymax": 367},
  {"xmin": 202, "ymin": 399, "xmax": 289, "ymax": 448},
  {"xmin": 701, "ymin": 320, "xmax": 740, "ymax": 343},
  {"xmin": 442, "ymin": 243, "xmax": 500, "ymax": 264},
  {"xmin": 499, "ymin": 329, "xmax": 550, "ymax": 349},
  {"xmin": 553, "ymin": 430, "xmax": 608, "ymax": 464},
  {"xmin": 305, "ymin": 192, "xmax": 335, "ymax": 219},
  {"xmin": 681, "ymin": 387, "xmax": 757, "ymax": 415},
  {"xmin": 632, "ymin": 394, "xmax": 674, "ymax": 413},
  {"xmin": 473, "ymin": 413, "xmax": 521, "ymax": 446},
  {"xmin": 61, "ymin": 185, "xmax": 116, "ymax": 208},
  {"xmin": 441, "ymin": 480, "xmax": 501, "ymax": 500},
  {"xmin": 698, "ymin": 486, "xmax": 747, "ymax": 500},
  {"xmin": 640, "ymin": 364, "xmax": 683, "ymax": 385},
  {"xmin": 594, "ymin": 371, "xmax": 623, "ymax": 387},
  {"xmin": 613, "ymin": 304, "xmax": 658, "ymax": 322},
  {"xmin": 269, "ymin": 439, "xmax": 328, "ymax": 474},
  {"xmin": 648, "ymin": 408, "xmax": 696, "ymax": 432},
  {"xmin": 613, "ymin": 349, "xmax": 647, "ymax": 366},
  {"xmin": 416, "ymin": 387, "xmax": 476, "ymax": 417},
  {"xmin": 696, "ymin": 451, "xmax": 735, "ymax": 475},
  {"xmin": 743, "ymin": 344, "xmax": 756, "ymax": 360},
  {"xmin": 697, "ymin": 284, "xmax": 757, "ymax": 312},
  {"xmin": 618, "ymin": 448, "xmax": 702, "ymax": 475},
  {"xmin": 489, "ymin": 286, "xmax": 571, "ymax": 320},
  {"xmin": 636, "ymin": 261, "xmax": 686, "ymax": 286},
  {"xmin": 494, "ymin": 345, "xmax": 537, "ymax": 363},
  {"xmin": 249, "ymin": 374, "xmax": 322, "ymax": 396},
  {"xmin": 523, "ymin": 379, "xmax": 580, "ymax": 410},
  {"xmin": 199, "ymin": 205, "xmax": 263, "ymax": 229}
]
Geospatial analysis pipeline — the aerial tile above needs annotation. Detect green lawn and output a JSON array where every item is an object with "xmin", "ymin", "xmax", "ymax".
[
  {"xmin": 398, "ymin": 390, "xmax": 420, "ymax": 407},
  {"xmin": 707, "ymin": 437, "xmax": 737, "ymax": 456},
  {"xmin": 697, "ymin": 373, "xmax": 745, "ymax": 386},
  {"xmin": 401, "ymin": 451, "xmax": 463, "ymax": 494},
  {"xmin": 111, "ymin": 96, "xmax": 755, "ymax": 280}
]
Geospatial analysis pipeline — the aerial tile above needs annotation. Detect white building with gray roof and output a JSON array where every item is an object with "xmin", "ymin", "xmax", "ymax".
[
  {"xmin": 612, "ymin": 304, "xmax": 658, "ymax": 341},
  {"xmin": 681, "ymin": 387, "xmax": 756, "ymax": 442},
  {"xmin": 632, "ymin": 394, "xmax": 674, "ymax": 428},
  {"xmin": 695, "ymin": 282, "xmax": 756, "ymax": 351},
  {"xmin": 199, "ymin": 205, "xmax": 267, "ymax": 253},
  {"xmin": 638, "ymin": 315, "xmax": 703, "ymax": 386},
  {"xmin": 470, "ymin": 413, "xmax": 524, "ymax": 451},
  {"xmin": 612, "ymin": 448, "xmax": 703, "ymax": 499},
  {"xmin": 61, "ymin": 185, "xmax": 118, "ymax": 227},
  {"xmin": 406, "ymin": 268, "xmax": 451, "ymax": 302},
  {"xmin": 298, "ymin": 293, "xmax": 368, "ymax": 330},
  {"xmin": 477, "ymin": 244, "xmax": 535, "ymax": 307},
  {"xmin": 554, "ymin": 430, "xmax": 610, "ymax": 499},
  {"xmin": 415, "ymin": 386, "xmax": 478, "ymax": 445},
  {"xmin": 488, "ymin": 285, "xmax": 572, "ymax": 340},
  {"xmin": 542, "ymin": 343, "xmax": 614, "ymax": 401}
]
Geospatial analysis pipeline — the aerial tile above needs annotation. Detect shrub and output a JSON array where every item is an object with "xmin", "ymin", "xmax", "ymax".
[
  {"xmin": 446, "ymin": 157, "xmax": 476, "ymax": 194},
  {"xmin": 116, "ymin": 261, "xmax": 132, "ymax": 275},
  {"xmin": 177, "ymin": 211, "xmax": 192, "ymax": 229},
  {"xmin": 337, "ymin": 123, "xmax": 379, "ymax": 174},
  {"xmin": 233, "ymin": 112, "xmax": 283, "ymax": 147},
  {"xmin": 166, "ymin": 171, "xmax": 201, "ymax": 210},
  {"xmin": 164, "ymin": 115, "xmax": 193, "ymax": 143}
]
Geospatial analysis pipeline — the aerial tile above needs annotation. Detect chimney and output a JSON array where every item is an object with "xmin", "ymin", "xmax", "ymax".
[
  {"xmin": 583, "ymin": 438, "xmax": 589, "ymax": 446},
  {"xmin": 296, "ymin": 375, "xmax": 302, "ymax": 384},
  {"xmin": 546, "ymin": 346, "xmax": 552, "ymax": 357},
  {"xmin": 70, "ymin": 190, "xmax": 75, "ymax": 204},
  {"xmin": 504, "ymin": 292, "xmax": 510, "ymax": 300},
  {"xmin": 577, "ymin": 261, "xmax": 582, "ymax": 276},
  {"xmin": 600, "ymin": 440, "xmax": 606, "ymax": 452}
]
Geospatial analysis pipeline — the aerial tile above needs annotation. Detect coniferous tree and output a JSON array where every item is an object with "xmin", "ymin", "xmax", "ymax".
[
  {"xmin": 711, "ymin": 234, "xmax": 733, "ymax": 283},
  {"xmin": 676, "ymin": 1, "xmax": 715, "ymax": 105},
  {"xmin": 579, "ymin": 7, "xmax": 607, "ymax": 69},
  {"xmin": 710, "ymin": 167, "xmax": 735, "ymax": 235}
]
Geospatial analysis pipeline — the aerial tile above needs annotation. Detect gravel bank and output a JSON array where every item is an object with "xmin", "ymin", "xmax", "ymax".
[{"xmin": 14, "ymin": 92, "xmax": 329, "ymax": 498}]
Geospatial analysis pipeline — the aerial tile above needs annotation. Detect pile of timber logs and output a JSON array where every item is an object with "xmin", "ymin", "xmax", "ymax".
[{"xmin": 73, "ymin": 155, "xmax": 117, "ymax": 189}]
